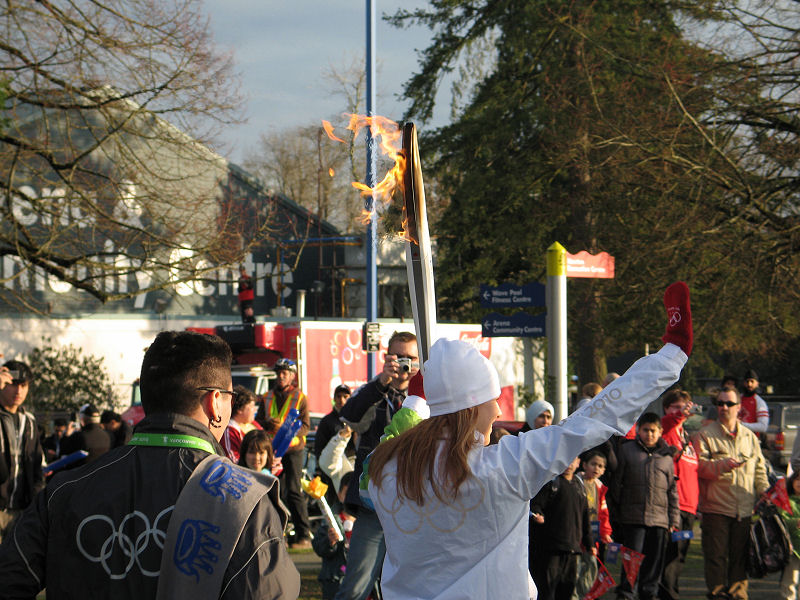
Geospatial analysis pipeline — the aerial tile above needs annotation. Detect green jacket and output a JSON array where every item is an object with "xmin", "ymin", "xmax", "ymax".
[{"xmin": 358, "ymin": 407, "xmax": 424, "ymax": 507}]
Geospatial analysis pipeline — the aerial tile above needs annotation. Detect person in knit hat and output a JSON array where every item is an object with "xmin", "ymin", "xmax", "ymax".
[
  {"xmin": 368, "ymin": 283, "xmax": 693, "ymax": 600},
  {"xmin": 525, "ymin": 399, "xmax": 555, "ymax": 431}
]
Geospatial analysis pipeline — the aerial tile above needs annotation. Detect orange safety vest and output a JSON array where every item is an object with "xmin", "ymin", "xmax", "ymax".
[{"xmin": 264, "ymin": 387, "xmax": 306, "ymax": 448}]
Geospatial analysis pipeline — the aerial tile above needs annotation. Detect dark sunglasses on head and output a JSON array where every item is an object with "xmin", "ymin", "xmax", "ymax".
[
  {"xmin": 715, "ymin": 400, "xmax": 739, "ymax": 408},
  {"xmin": 197, "ymin": 387, "xmax": 240, "ymax": 403}
]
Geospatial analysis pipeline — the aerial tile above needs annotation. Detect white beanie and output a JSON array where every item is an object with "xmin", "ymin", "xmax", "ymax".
[
  {"xmin": 423, "ymin": 338, "xmax": 501, "ymax": 417},
  {"xmin": 526, "ymin": 399, "xmax": 554, "ymax": 429},
  {"xmin": 402, "ymin": 395, "xmax": 430, "ymax": 420}
]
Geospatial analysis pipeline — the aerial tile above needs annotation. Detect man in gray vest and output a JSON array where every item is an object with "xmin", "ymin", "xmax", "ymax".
[{"xmin": 0, "ymin": 330, "xmax": 300, "ymax": 599}]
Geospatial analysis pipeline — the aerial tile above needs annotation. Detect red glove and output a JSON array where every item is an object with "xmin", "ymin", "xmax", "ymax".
[{"xmin": 661, "ymin": 282, "xmax": 693, "ymax": 356}]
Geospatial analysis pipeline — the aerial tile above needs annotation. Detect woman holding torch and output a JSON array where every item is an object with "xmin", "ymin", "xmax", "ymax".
[{"xmin": 367, "ymin": 283, "xmax": 693, "ymax": 599}]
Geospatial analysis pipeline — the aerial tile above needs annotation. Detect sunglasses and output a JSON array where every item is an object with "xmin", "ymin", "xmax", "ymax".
[
  {"xmin": 197, "ymin": 387, "xmax": 240, "ymax": 403},
  {"xmin": 714, "ymin": 400, "xmax": 739, "ymax": 408}
]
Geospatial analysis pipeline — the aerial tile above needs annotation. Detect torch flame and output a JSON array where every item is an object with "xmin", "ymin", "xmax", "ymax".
[
  {"xmin": 322, "ymin": 115, "xmax": 412, "ymax": 239},
  {"xmin": 322, "ymin": 120, "xmax": 345, "ymax": 143},
  {"xmin": 329, "ymin": 168, "xmax": 335, "ymax": 177}
]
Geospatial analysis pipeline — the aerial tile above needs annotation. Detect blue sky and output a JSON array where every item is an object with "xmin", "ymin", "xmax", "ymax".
[{"xmin": 204, "ymin": 0, "xmax": 447, "ymax": 164}]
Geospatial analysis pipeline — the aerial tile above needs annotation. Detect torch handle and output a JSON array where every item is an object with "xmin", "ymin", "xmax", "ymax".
[
  {"xmin": 318, "ymin": 496, "xmax": 344, "ymax": 543},
  {"xmin": 402, "ymin": 122, "xmax": 437, "ymax": 365}
]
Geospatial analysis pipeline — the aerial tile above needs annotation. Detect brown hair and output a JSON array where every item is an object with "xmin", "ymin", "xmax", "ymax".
[
  {"xmin": 387, "ymin": 330, "xmax": 417, "ymax": 349},
  {"xmin": 232, "ymin": 384, "xmax": 257, "ymax": 416},
  {"xmin": 369, "ymin": 407, "xmax": 479, "ymax": 505},
  {"xmin": 581, "ymin": 382, "xmax": 602, "ymax": 399},
  {"xmin": 661, "ymin": 388, "xmax": 691, "ymax": 412},
  {"xmin": 717, "ymin": 385, "xmax": 740, "ymax": 403},
  {"xmin": 238, "ymin": 429, "xmax": 274, "ymax": 470}
]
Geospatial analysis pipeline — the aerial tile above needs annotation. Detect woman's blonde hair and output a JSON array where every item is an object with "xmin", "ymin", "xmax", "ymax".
[{"xmin": 369, "ymin": 407, "xmax": 480, "ymax": 505}]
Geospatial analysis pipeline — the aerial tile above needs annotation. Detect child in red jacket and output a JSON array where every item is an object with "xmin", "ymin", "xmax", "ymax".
[{"xmin": 573, "ymin": 450, "xmax": 613, "ymax": 600}]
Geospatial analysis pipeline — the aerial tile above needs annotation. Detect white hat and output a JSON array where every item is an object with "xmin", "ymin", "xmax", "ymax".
[
  {"xmin": 423, "ymin": 338, "xmax": 501, "ymax": 417},
  {"xmin": 402, "ymin": 395, "xmax": 430, "ymax": 420},
  {"xmin": 526, "ymin": 399, "xmax": 554, "ymax": 428}
]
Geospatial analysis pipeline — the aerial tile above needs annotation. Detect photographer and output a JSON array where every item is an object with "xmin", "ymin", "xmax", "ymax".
[{"xmin": 334, "ymin": 330, "xmax": 418, "ymax": 600}]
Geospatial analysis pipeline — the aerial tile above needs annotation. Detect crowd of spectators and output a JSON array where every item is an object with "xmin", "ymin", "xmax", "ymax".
[
  {"xmin": 525, "ymin": 372, "xmax": 773, "ymax": 600},
  {"xmin": 0, "ymin": 326, "xmax": 786, "ymax": 600}
]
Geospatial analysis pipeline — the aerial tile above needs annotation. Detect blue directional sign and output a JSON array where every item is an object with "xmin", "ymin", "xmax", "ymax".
[
  {"xmin": 481, "ymin": 312, "xmax": 546, "ymax": 338},
  {"xmin": 480, "ymin": 282, "xmax": 545, "ymax": 308}
]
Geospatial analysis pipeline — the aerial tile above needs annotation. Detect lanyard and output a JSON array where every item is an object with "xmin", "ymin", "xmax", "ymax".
[{"xmin": 128, "ymin": 432, "xmax": 215, "ymax": 454}]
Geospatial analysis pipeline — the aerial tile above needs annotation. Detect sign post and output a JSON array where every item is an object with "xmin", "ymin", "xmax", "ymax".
[{"xmin": 547, "ymin": 242, "xmax": 568, "ymax": 421}]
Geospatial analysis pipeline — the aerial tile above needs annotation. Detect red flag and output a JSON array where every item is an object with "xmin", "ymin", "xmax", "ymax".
[
  {"xmin": 582, "ymin": 561, "xmax": 616, "ymax": 600},
  {"xmin": 766, "ymin": 478, "xmax": 792, "ymax": 514},
  {"xmin": 622, "ymin": 546, "xmax": 645, "ymax": 587}
]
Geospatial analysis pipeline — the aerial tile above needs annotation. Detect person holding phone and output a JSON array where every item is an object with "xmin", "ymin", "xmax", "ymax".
[{"xmin": 694, "ymin": 386, "xmax": 769, "ymax": 600}]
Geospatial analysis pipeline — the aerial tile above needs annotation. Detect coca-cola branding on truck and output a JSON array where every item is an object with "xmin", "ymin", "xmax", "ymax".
[{"xmin": 458, "ymin": 331, "xmax": 492, "ymax": 358}]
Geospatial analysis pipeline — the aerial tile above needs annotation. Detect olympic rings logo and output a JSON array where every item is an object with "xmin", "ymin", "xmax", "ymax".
[{"xmin": 76, "ymin": 506, "xmax": 173, "ymax": 579}]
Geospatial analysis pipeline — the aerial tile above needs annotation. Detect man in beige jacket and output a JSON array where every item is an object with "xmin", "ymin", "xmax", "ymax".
[{"xmin": 694, "ymin": 386, "xmax": 769, "ymax": 600}]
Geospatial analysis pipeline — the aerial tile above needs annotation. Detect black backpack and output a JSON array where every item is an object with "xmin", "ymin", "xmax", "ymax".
[{"xmin": 746, "ymin": 500, "xmax": 793, "ymax": 579}]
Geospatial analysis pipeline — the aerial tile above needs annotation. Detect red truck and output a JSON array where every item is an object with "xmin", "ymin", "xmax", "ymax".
[{"xmin": 123, "ymin": 320, "xmax": 531, "ymax": 424}]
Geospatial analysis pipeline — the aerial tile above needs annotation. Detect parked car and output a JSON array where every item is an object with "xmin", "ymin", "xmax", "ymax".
[{"xmin": 763, "ymin": 398, "xmax": 800, "ymax": 471}]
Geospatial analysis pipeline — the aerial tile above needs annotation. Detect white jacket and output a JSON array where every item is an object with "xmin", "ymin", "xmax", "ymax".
[
  {"xmin": 319, "ymin": 430, "xmax": 354, "ymax": 492},
  {"xmin": 369, "ymin": 344, "xmax": 687, "ymax": 600}
]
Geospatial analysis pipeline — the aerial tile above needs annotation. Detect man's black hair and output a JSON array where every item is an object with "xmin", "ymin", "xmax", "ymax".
[
  {"xmin": 581, "ymin": 449, "xmax": 607, "ymax": 465},
  {"xmin": 53, "ymin": 417, "xmax": 68, "ymax": 428},
  {"xmin": 637, "ymin": 411, "xmax": 663, "ymax": 428},
  {"xmin": 140, "ymin": 331, "xmax": 232, "ymax": 416},
  {"xmin": 100, "ymin": 410, "xmax": 122, "ymax": 424},
  {"xmin": 4, "ymin": 359, "xmax": 32, "ymax": 383}
]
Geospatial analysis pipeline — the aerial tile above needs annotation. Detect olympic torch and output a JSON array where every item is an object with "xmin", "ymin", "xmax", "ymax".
[{"xmin": 401, "ymin": 123, "xmax": 437, "ymax": 365}]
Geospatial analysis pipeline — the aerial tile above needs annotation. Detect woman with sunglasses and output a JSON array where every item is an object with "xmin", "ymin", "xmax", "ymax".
[{"xmin": 367, "ymin": 283, "xmax": 693, "ymax": 600}]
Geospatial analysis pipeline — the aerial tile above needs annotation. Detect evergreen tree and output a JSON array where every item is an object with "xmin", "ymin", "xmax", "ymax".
[{"xmin": 392, "ymin": 0, "xmax": 795, "ymax": 385}]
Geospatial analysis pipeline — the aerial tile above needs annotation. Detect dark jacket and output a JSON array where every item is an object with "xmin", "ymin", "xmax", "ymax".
[
  {"xmin": 529, "ymin": 475, "xmax": 593, "ymax": 556},
  {"xmin": 610, "ymin": 437, "xmax": 680, "ymax": 530},
  {"xmin": 0, "ymin": 406, "xmax": 44, "ymax": 510},
  {"xmin": 339, "ymin": 377, "xmax": 405, "ymax": 511},
  {"xmin": 312, "ymin": 513, "xmax": 348, "ymax": 585},
  {"xmin": 0, "ymin": 413, "xmax": 300, "ymax": 599},
  {"xmin": 41, "ymin": 432, "xmax": 64, "ymax": 464},
  {"xmin": 60, "ymin": 423, "xmax": 113, "ymax": 467},
  {"xmin": 314, "ymin": 409, "xmax": 355, "ymax": 460},
  {"xmin": 111, "ymin": 421, "xmax": 133, "ymax": 448}
]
